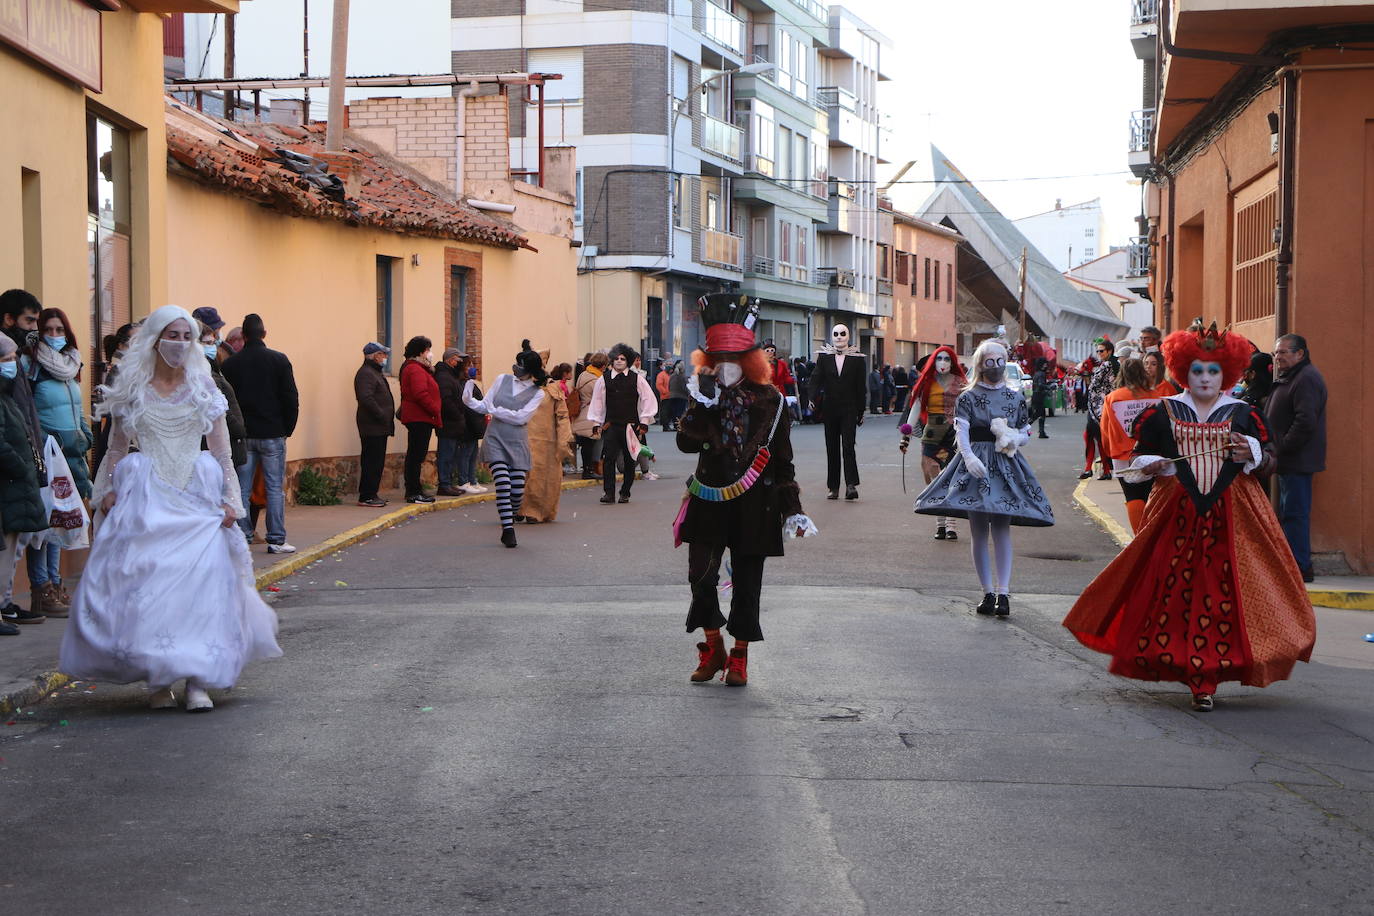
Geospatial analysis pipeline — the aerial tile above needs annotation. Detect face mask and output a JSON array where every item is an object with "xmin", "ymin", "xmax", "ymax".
[
  {"xmin": 467, "ymin": 367, "xmax": 477, "ymax": 379},
  {"xmin": 202, "ymin": 344, "xmax": 219, "ymax": 359},
  {"xmin": 44, "ymin": 335, "xmax": 66, "ymax": 351},
  {"xmin": 157, "ymin": 339, "xmax": 192, "ymax": 368},
  {"xmin": 0, "ymin": 362, "xmax": 16, "ymax": 379},
  {"xmin": 717, "ymin": 361, "xmax": 743, "ymax": 388},
  {"xmin": 979, "ymin": 349, "xmax": 1007, "ymax": 384}
]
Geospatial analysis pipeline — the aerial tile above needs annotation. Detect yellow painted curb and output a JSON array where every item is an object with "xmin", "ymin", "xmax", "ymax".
[
  {"xmin": 0, "ymin": 670, "xmax": 71, "ymax": 718},
  {"xmin": 1072, "ymin": 478, "xmax": 1133, "ymax": 549},
  {"xmin": 254, "ymin": 477, "xmax": 599, "ymax": 589},
  {"xmin": 1305, "ymin": 589, "xmax": 1374, "ymax": 612}
]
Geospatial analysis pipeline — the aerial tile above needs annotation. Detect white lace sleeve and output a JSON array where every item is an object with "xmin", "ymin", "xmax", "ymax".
[
  {"xmin": 92, "ymin": 414, "xmax": 130, "ymax": 507},
  {"xmin": 206, "ymin": 414, "xmax": 244, "ymax": 518}
]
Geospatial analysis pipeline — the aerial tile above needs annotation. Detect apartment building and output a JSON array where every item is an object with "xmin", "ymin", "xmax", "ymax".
[
  {"xmin": 451, "ymin": 0, "xmax": 891, "ymax": 365},
  {"xmin": 1012, "ymin": 198, "xmax": 1108, "ymax": 273},
  {"xmin": 1128, "ymin": 0, "xmax": 1374, "ymax": 573}
]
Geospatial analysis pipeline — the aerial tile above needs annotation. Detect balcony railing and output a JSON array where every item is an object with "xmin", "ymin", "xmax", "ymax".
[
  {"xmin": 745, "ymin": 152, "xmax": 774, "ymax": 177},
  {"xmin": 750, "ymin": 255, "xmax": 775, "ymax": 276},
  {"xmin": 877, "ymin": 278, "xmax": 894, "ymax": 296},
  {"xmin": 701, "ymin": 114, "xmax": 744, "ymax": 162},
  {"xmin": 699, "ymin": 1, "xmax": 745, "ymax": 56},
  {"xmin": 788, "ymin": 0, "xmax": 827, "ymax": 24},
  {"xmin": 816, "ymin": 267, "xmax": 855, "ymax": 288},
  {"xmin": 1129, "ymin": 108, "xmax": 1154, "ymax": 153},
  {"xmin": 816, "ymin": 86, "xmax": 857, "ymax": 112},
  {"xmin": 700, "ymin": 228, "xmax": 743, "ymax": 270},
  {"xmin": 1130, "ymin": 0, "xmax": 1159, "ymax": 26},
  {"xmin": 1126, "ymin": 236, "xmax": 1150, "ymax": 278}
]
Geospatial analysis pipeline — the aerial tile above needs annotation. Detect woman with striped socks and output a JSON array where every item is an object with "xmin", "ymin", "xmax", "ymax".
[{"xmin": 464, "ymin": 341, "xmax": 546, "ymax": 547}]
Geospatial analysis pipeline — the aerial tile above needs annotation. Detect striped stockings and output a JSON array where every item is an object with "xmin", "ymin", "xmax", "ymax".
[{"xmin": 489, "ymin": 461, "xmax": 527, "ymax": 529}]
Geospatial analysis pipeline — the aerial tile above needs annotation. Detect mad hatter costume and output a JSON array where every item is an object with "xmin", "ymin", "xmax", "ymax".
[
  {"xmin": 1063, "ymin": 322, "xmax": 1315, "ymax": 712},
  {"xmin": 915, "ymin": 339, "xmax": 1054, "ymax": 618},
  {"xmin": 676, "ymin": 294, "xmax": 815, "ymax": 686}
]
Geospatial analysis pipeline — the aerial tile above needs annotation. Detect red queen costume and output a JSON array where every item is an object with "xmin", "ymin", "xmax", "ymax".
[{"xmin": 1062, "ymin": 323, "xmax": 1315, "ymax": 711}]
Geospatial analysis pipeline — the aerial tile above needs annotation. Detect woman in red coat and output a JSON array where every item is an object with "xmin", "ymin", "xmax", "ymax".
[{"xmin": 398, "ymin": 335, "xmax": 441, "ymax": 504}]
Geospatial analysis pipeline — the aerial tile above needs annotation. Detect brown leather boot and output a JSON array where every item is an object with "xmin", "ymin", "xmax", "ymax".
[
  {"xmin": 689, "ymin": 633, "xmax": 728, "ymax": 682},
  {"xmin": 724, "ymin": 648, "xmax": 748, "ymax": 687},
  {"xmin": 39, "ymin": 583, "xmax": 69, "ymax": 618}
]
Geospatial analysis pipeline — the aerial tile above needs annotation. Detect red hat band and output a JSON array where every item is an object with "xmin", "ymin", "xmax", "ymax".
[{"xmin": 706, "ymin": 324, "xmax": 757, "ymax": 354}]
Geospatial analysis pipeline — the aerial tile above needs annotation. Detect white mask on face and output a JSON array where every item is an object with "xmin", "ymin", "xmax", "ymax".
[
  {"xmin": 717, "ymin": 361, "xmax": 743, "ymax": 387},
  {"xmin": 831, "ymin": 325, "xmax": 850, "ymax": 350},
  {"xmin": 157, "ymin": 339, "xmax": 192, "ymax": 368},
  {"xmin": 934, "ymin": 354, "xmax": 952, "ymax": 374}
]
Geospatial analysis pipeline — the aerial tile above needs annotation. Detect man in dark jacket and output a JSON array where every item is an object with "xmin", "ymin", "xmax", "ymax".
[
  {"xmin": 354, "ymin": 342, "xmax": 395, "ymax": 507},
  {"xmin": 433, "ymin": 348, "xmax": 468, "ymax": 498},
  {"xmin": 1266, "ymin": 334, "xmax": 1327, "ymax": 582},
  {"xmin": 222, "ymin": 313, "xmax": 300, "ymax": 552}
]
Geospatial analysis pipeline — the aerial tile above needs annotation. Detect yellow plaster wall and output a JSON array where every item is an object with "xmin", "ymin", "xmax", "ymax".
[
  {"xmin": 576, "ymin": 270, "xmax": 643, "ymax": 356},
  {"xmin": 478, "ymin": 232, "xmax": 581, "ymax": 376}
]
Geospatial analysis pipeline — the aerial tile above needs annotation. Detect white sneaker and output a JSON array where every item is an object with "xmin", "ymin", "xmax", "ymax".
[
  {"xmin": 267, "ymin": 543, "xmax": 297, "ymax": 555},
  {"xmin": 471, "ymin": 484, "xmax": 490, "ymax": 493},
  {"xmin": 185, "ymin": 684, "xmax": 214, "ymax": 712},
  {"xmin": 459, "ymin": 483, "xmax": 481, "ymax": 494},
  {"xmin": 149, "ymin": 687, "xmax": 177, "ymax": 709},
  {"xmin": 643, "ymin": 471, "xmax": 660, "ymax": 481}
]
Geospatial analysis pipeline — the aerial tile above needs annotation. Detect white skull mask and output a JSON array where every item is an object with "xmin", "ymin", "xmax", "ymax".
[
  {"xmin": 831, "ymin": 325, "xmax": 850, "ymax": 350},
  {"xmin": 934, "ymin": 354, "xmax": 952, "ymax": 374}
]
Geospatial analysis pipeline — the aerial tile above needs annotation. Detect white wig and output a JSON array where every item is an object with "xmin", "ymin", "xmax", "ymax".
[
  {"xmin": 963, "ymin": 338, "xmax": 1009, "ymax": 394},
  {"xmin": 98, "ymin": 304, "xmax": 219, "ymax": 433}
]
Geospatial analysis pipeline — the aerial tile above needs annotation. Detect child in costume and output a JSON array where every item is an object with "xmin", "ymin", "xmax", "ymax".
[
  {"xmin": 914, "ymin": 339, "xmax": 1055, "ymax": 617},
  {"xmin": 898, "ymin": 345, "xmax": 966, "ymax": 540},
  {"xmin": 676, "ymin": 294, "xmax": 816, "ymax": 686},
  {"xmin": 1062, "ymin": 322, "xmax": 1316, "ymax": 712}
]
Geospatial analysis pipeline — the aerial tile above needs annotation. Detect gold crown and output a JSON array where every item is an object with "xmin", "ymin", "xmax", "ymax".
[{"xmin": 1187, "ymin": 317, "xmax": 1228, "ymax": 352}]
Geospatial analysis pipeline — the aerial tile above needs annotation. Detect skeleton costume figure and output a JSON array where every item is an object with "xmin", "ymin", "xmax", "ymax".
[
  {"xmin": 808, "ymin": 324, "xmax": 867, "ymax": 500},
  {"xmin": 1063, "ymin": 322, "xmax": 1316, "ymax": 712},
  {"xmin": 60, "ymin": 306, "xmax": 282, "ymax": 712},
  {"xmin": 899, "ymin": 346, "xmax": 967, "ymax": 540},
  {"xmin": 915, "ymin": 339, "xmax": 1054, "ymax": 617},
  {"xmin": 676, "ymin": 295, "xmax": 815, "ymax": 687}
]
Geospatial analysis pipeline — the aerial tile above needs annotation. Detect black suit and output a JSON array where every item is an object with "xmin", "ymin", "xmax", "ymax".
[{"xmin": 809, "ymin": 351, "xmax": 866, "ymax": 490}]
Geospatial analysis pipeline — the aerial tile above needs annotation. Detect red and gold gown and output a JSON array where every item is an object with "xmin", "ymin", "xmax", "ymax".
[{"xmin": 1063, "ymin": 394, "xmax": 1315, "ymax": 695}]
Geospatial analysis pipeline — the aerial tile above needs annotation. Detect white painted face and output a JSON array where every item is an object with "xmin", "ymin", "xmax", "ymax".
[
  {"xmin": 934, "ymin": 353, "xmax": 952, "ymax": 374},
  {"xmin": 1187, "ymin": 360, "xmax": 1224, "ymax": 401},
  {"xmin": 831, "ymin": 325, "xmax": 850, "ymax": 349},
  {"xmin": 979, "ymin": 344, "xmax": 1007, "ymax": 384},
  {"xmin": 612, "ymin": 354, "xmax": 628, "ymax": 372},
  {"xmin": 717, "ymin": 360, "xmax": 743, "ymax": 387}
]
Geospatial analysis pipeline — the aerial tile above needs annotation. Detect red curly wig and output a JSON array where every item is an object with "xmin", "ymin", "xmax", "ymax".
[
  {"xmin": 1161, "ymin": 325, "xmax": 1251, "ymax": 390},
  {"xmin": 691, "ymin": 348, "xmax": 774, "ymax": 386}
]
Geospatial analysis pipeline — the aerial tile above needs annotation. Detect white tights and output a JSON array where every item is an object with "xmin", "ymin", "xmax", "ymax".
[{"xmin": 967, "ymin": 511, "xmax": 1013, "ymax": 595}]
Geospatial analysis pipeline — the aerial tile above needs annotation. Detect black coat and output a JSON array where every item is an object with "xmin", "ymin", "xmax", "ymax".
[
  {"xmin": 221, "ymin": 339, "xmax": 300, "ymax": 439},
  {"xmin": 676, "ymin": 382, "xmax": 803, "ymax": 557},
  {"xmin": 1265, "ymin": 359, "xmax": 1327, "ymax": 474},
  {"xmin": 810, "ymin": 352, "xmax": 868, "ymax": 419},
  {"xmin": 0, "ymin": 383, "xmax": 47, "ymax": 534},
  {"xmin": 353, "ymin": 359, "xmax": 395, "ymax": 439},
  {"xmin": 208, "ymin": 362, "xmax": 248, "ymax": 467},
  {"xmin": 433, "ymin": 361, "xmax": 467, "ymax": 441}
]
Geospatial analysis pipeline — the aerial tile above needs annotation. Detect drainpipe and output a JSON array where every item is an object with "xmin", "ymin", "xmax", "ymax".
[
  {"xmin": 454, "ymin": 80, "xmax": 479, "ymax": 198},
  {"xmin": 1273, "ymin": 68, "xmax": 1297, "ymax": 339},
  {"xmin": 1162, "ymin": 173, "xmax": 1175, "ymax": 333}
]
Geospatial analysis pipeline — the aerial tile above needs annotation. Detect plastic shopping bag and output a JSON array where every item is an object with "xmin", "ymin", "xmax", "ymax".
[{"xmin": 42, "ymin": 435, "xmax": 90, "ymax": 549}]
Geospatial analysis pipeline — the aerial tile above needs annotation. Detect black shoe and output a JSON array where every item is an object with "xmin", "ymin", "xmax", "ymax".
[
  {"xmin": 1038, "ymin": 432, "xmax": 1049, "ymax": 439},
  {"xmin": 500, "ymin": 527, "xmax": 518, "ymax": 548},
  {"xmin": 406, "ymin": 494, "xmax": 436, "ymax": 504},
  {"xmin": 1301, "ymin": 568, "xmax": 1315, "ymax": 583},
  {"xmin": 1078, "ymin": 471, "xmax": 1092, "ymax": 480},
  {"xmin": 512, "ymin": 515, "xmax": 527, "ymax": 523},
  {"xmin": 945, "ymin": 529, "xmax": 958, "ymax": 541},
  {"xmin": 357, "ymin": 497, "xmax": 387, "ymax": 508},
  {"xmin": 995, "ymin": 595, "xmax": 1011, "ymax": 617},
  {"xmin": 618, "ymin": 494, "xmax": 630, "ymax": 504},
  {"xmin": 934, "ymin": 525, "xmax": 947, "ymax": 540},
  {"xmin": 1097, "ymin": 472, "xmax": 1113, "ymax": 481},
  {"xmin": 827, "ymin": 489, "xmax": 839, "ymax": 500},
  {"xmin": 975, "ymin": 593, "xmax": 996, "ymax": 615},
  {"xmin": 0, "ymin": 620, "xmax": 17, "ymax": 635},
  {"xmin": 6, "ymin": 604, "xmax": 44, "ymax": 624},
  {"xmin": 582, "ymin": 470, "xmax": 600, "ymax": 480},
  {"xmin": 845, "ymin": 485, "xmax": 858, "ymax": 501},
  {"xmin": 1190, "ymin": 693, "xmax": 1214, "ymax": 712},
  {"xmin": 599, "ymin": 494, "xmax": 615, "ymax": 504}
]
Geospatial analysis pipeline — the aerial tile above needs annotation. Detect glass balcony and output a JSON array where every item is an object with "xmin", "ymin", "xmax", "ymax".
[
  {"xmin": 1129, "ymin": 108, "xmax": 1154, "ymax": 153},
  {"xmin": 701, "ymin": 114, "xmax": 744, "ymax": 163},
  {"xmin": 699, "ymin": 1, "xmax": 745, "ymax": 57},
  {"xmin": 788, "ymin": 0, "xmax": 827, "ymax": 24},
  {"xmin": 1130, "ymin": 0, "xmax": 1159, "ymax": 26},
  {"xmin": 1126, "ymin": 236, "xmax": 1150, "ymax": 278},
  {"xmin": 699, "ymin": 228, "xmax": 743, "ymax": 270}
]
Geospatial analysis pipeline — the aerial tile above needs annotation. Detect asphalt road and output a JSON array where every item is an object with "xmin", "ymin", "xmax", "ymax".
[{"xmin": 5, "ymin": 409, "xmax": 1372, "ymax": 915}]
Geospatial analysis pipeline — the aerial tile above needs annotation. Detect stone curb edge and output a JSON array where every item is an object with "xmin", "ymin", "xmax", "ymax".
[
  {"xmin": 0, "ymin": 477, "xmax": 601, "ymax": 717},
  {"xmin": 1072, "ymin": 478, "xmax": 1374, "ymax": 612}
]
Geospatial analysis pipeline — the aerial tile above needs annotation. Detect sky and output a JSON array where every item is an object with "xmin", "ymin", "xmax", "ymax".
[{"xmin": 191, "ymin": 0, "xmax": 1143, "ymax": 245}]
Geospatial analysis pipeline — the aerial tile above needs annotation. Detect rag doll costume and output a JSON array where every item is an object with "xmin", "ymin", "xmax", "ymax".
[
  {"xmin": 60, "ymin": 306, "xmax": 281, "ymax": 712},
  {"xmin": 899, "ymin": 345, "xmax": 966, "ymax": 540},
  {"xmin": 1063, "ymin": 323, "xmax": 1316, "ymax": 712},
  {"xmin": 463, "ymin": 341, "xmax": 547, "ymax": 547},
  {"xmin": 676, "ymin": 294, "xmax": 815, "ymax": 687},
  {"xmin": 915, "ymin": 339, "xmax": 1054, "ymax": 617},
  {"xmin": 808, "ymin": 324, "xmax": 867, "ymax": 500}
]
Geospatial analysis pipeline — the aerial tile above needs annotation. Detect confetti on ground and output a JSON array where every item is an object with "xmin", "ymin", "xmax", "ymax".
[
  {"xmin": 266, "ymin": 586, "xmax": 281, "ymax": 592},
  {"xmin": 335, "ymin": 580, "xmax": 348, "ymax": 587},
  {"xmin": 419, "ymin": 707, "xmax": 434, "ymax": 712},
  {"xmin": 59, "ymin": 720, "xmax": 68, "ymax": 726}
]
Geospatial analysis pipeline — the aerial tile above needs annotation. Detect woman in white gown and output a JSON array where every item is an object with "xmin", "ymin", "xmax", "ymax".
[{"xmin": 60, "ymin": 305, "xmax": 281, "ymax": 712}]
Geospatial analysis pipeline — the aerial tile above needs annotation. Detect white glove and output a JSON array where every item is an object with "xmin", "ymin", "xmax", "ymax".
[
  {"xmin": 964, "ymin": 453, "xmax": 988, "ymax": 480},
  {"xmin": 783, "ymin": 514, "xmax": 818, "ymax": 538}
]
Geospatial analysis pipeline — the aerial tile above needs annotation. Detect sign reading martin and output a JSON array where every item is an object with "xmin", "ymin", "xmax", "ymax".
[{"xmin": 0, "ymin": 0, "xmax": 103, "ymax": 92}]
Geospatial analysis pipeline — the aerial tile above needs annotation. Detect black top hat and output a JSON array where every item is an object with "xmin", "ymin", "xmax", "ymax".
[{"xmin": 698, "ymin": 293, "xmax": 760, "ymax": 356}]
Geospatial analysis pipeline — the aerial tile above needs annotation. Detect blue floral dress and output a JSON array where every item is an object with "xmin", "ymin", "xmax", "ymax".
[{"xmin": 915, "ymin": 383, "xmax": 1055, "ymax": 526}]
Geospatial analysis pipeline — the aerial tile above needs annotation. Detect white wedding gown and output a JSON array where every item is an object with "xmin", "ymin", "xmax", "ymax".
[{"xmin": 60, "ymin": 375, "xmax": 281, "ymax": 689}]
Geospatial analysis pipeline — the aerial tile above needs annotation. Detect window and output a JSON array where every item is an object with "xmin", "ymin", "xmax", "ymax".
[
  {"xmin": 895, "ymin": 251, "xmax": 910, "ymax": 286},
  {"xmin": 776, "ymin": 127, "xmax": 793, "ymax": 181},
  {"xmin": 88, "ymin": 114, "xmax": 131, "ymax": 379},
  {"xmin": 779, "ymin": 220, "xmax": 793, "ymax": 280},
  {"xmin": 376, "ymin": 256, "xmax": 396, "ymax": 362},
  {"xmin": 924, "ymin": 257, "xmax": 931, "ymax": 298},
  {"xmin": 1233, "ymin": 183, "xmax": 1279, "ymax": 323},
  {"xmin": 809, "ymin": 134, "xmax": 828, "ymax": 197},
  {"xmin": 528, "ymin": 48, "xmax": 584, "ymax": 102},
  {"xmin": 933, "ymin": 259, "xmax": 940, "ymax": 300},
  {"xmin": 775, "ymin": 29, "xmax": 809, "ymax": 100},
  {"xmin": 673, "ymin": 176, "xmax": 688, "ymax": 229},
  {"xmin": 877, "ymin": 243, "xmax": 891, "ymax": 280},
  {"xmin": 746, "ymin": 101, "xmax": 775, "ymax": 175},
  {"xmin": 574, "ymin": 168, "xmax": 583, "ymax": 225},
  {"xmin": 1083, "ymin": 248, "xmax": 1094, "ymax": 259},
  {"xmin": 947, "ymin": 263, "xmax": 953, "ymax": 302},
  {"xmin": 793, "ymin": 134, "xmax": 807, "ymax": 189},
  {"xmin": 706, "ymin": 191, "xmax": 721, "ymax": 230},
  {"xmin": 797, "ymin": 224, "xmax": 808, "ymax": 273},
  {"xmin": 449, "ymin": 265, "xmax": 469, "ymax": 352},
  {"xmin": 1085, "ymin": 228, "xmax": 1095, "ymax": 237}
]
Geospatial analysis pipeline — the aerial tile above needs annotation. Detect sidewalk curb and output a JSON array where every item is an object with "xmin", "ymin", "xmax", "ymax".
[
  {"xmin": 1072, "ymin": 479, "xmax": 1374, "ymax": 612},
  {"xmin": 0, "ymin": 477, "xmax": 600, "ymax": 717}
]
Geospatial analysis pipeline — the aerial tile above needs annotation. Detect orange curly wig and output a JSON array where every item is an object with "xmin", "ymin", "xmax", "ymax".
[
  {"xmin": 690, "ymin": 348, "xmax": 774, "ymax": 386},
  {"xmin": 1161, "ymin": 325, "xmax": 1251, "ymax": 390}
]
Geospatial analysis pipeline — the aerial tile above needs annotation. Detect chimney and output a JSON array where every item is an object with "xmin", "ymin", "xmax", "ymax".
[
  {"xmin": 319, "ymin": 151, "xmax": 363, "ymax": 200},
  {"xmin": 1054, "ymin": 198, "xmax": 1061, "ymax": 210},
  {"xmin": 269, "ymin": 99, "xmax": 306, "ymax": 126}
]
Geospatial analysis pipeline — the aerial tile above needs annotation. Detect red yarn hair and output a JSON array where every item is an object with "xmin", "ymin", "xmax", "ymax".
[
  {"xmin": 906, "ymin": 345, "xmax": 966, "ymax": 422},
  {"xmin": 691, "ymin": 348, "xmax": 773, "ymax": 386},
  {"xmin": 1161, "ymin": 326, "xmax": 1251, "ymax": 390}
]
